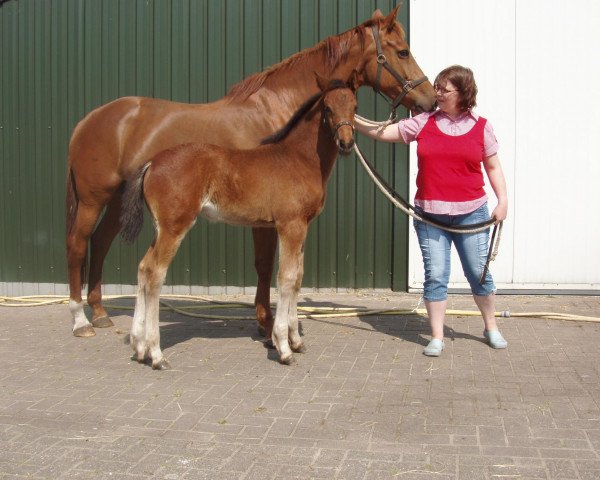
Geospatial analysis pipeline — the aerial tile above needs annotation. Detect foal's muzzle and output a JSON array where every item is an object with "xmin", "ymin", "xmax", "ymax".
[{"xmin": 334, "ymin": 121, "xmax": 355, "ymax": 154}]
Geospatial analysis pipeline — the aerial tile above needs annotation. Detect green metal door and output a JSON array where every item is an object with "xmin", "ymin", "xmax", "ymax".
[{"xmin": 0, "ymin": 0, "xmax": 411, "ymax": 293}]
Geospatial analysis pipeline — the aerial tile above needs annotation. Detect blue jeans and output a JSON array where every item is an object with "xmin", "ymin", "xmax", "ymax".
[{"xmin": 413, "ymin": 203, "xmax": 496, "ymax": 301}]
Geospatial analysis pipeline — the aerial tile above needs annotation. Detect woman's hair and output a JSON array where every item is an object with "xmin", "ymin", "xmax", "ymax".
[{"xmin": 434, "ymin": 65, "xmax": 478, "ymax": 111}]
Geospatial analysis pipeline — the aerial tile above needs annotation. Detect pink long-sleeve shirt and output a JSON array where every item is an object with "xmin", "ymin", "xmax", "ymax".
[{"xmin": 397, "ymin": 110, "xmax": 499, "ymax": 215}]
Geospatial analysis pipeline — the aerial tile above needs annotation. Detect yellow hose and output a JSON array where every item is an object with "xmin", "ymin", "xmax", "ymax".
[{"xmin": 1, "ymin": 294, "xmax": 599, "ymax": 323}]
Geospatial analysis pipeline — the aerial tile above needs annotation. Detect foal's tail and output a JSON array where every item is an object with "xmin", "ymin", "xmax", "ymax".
[{"xmin": 120, "ymin": 163, "xmax": 151, "ymax": 244}]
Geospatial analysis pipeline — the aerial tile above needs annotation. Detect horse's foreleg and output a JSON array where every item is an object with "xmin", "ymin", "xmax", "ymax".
[
  {"xmin": 67, "ymin": 202, "xmax": 105, "ymax": 337},
  {"xmin": 87, "ymin": 193, "xmax": 123, "ymax": 329},
  {"xmin": 252, "ymin": 227, "xmax": 277, "ymax": 339},
  {"xmin": 272, "ymin": 222, "xmax": 308, "ymax": 365}
]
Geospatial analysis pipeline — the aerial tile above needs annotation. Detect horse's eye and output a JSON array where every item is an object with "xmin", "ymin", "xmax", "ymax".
[{"xmin": 398, "ymin": 50, "xmax": 409, "ymax": 59}]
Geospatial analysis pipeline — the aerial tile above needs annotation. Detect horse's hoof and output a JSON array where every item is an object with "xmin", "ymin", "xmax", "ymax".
[
  {"xmin": 279, "ymin": 354, "xmax": 296, "ymax": 366},
  {"xmin": 73, "ymin": 325, "xmax": 96, "ymax": 337},
  {"xmin": 92, "ymin": 316, "xmax": 114, "ymax": 328},
  {"xmin": 153, "ymin": 359, "xmax": 171, "ymax": 370},
  {"xmin": 263, "ymin": 339, "xmax": 275, "ymax": 349},
  {"xmin": 291, "ymin": 343, "xmax": 306, "ymax": 354},
  {"xmin": 257, "ymin": 323, "xmax": 266, "ymax": 337}
]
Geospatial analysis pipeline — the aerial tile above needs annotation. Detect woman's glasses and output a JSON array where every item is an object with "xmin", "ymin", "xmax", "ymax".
[{"xmin": 434, "ymin": 85, "xmax": 458, "ymax": 95}]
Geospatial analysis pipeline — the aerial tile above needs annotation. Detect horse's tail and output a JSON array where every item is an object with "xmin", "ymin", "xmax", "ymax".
[
  {"xmin": 65, "ymin": 162, "xmax": 78, "ymax": 236},
  {"xmin": 120, "ymin": 162, "xmax": 151, "ymax": 244},
  {"xmin": 65, "ymin": 160, "xmax": 88, "ymax": 285}
]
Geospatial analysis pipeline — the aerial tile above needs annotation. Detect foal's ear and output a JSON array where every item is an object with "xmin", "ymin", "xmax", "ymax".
[
  {"xmin": 383, "ymin": 5, "xmax": 401, "ymax": 31},
  {"xmin": 315, "ymin": 73, "xmax": 329, "ymax": 92}
]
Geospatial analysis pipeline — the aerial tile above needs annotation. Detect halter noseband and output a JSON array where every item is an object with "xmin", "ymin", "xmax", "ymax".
[
  {"xmin": 333, "ymin": 120, "xmax": 355, "ymax": 139},
  {"xmin": 371, "ymin": 25, "xmax": 428, "ymax": 115}
]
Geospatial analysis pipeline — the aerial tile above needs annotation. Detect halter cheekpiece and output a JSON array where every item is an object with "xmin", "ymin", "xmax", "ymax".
[{"xmin": 371, "ymin": 25, "xmax": 428, "ymax": 116}]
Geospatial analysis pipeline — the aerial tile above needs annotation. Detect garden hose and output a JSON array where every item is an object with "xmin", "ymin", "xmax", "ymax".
[{"xmin": 1, "ymin": 294, "xmax": 599, "ymax": 323}]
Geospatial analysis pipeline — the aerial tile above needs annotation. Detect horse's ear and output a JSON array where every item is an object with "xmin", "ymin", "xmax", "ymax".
[
  {"xmin": 383, "ymin": 5, "xmax": 401, "ymax": 31},
  {"xmin": 371, "ymin": 9, "xmax": 384, "ymax": 20},
  {"xmin": 315, "ymin": 73, "xmax": 329, "ymax": 92}
]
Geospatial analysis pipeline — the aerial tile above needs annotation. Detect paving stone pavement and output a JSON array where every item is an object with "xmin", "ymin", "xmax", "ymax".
[{"xmin": 1, "ymin": 292, "xmax": 599, "ymax": 479}]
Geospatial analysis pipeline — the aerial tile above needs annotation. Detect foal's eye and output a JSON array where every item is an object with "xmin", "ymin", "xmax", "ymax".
[{"xmin": 398, "ymin": 49, "xmax": 409, "ymax": 59}]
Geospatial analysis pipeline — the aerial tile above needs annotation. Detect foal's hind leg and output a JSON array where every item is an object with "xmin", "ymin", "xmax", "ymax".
[
  {"xmin": 252, "ymin": 228, "xmax": 277, "ymax": 340},
  {"xmin": 272, "ymin": 221, "xmax": 308, "ymax": 364},
  {"xmin": 67, "ymin": 202, "xmax": 105, "ymax": 337},
  {"xmin": 130, "ymin": 244, "xmax": 153, "ymax": 364},
  {"xmin": 87, "ymin": 193, "xmax": 123, "ymax": 329},
  {"xmin": 131, "ymin": 232, "xmax": 183, "ymax": 370}
]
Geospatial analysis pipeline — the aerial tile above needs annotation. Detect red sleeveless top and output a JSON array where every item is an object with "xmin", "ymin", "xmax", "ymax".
[{"xmin": 415, "ymin": 115, "xmax": 487, "ymax": 202}]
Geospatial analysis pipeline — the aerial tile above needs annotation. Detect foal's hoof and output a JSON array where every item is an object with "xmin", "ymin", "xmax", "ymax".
[
  {"xmin": 279, "ymin": 354, "xmax": 296, "ymax": 366},
  {"xmin": 291, "ymin": 343, "xmax": 306, "ymax": 354},
  {"xmin": 73, "ymin": 325, "xmax": 96, "ymax": 337},
  {"xmin": 92, "ymin": 316, "xmax": 114, "ymax": 328},
  {"xmin": 131, "ymin": 353, "xmax": 145, "ymax": 363},
  {"xmin": 152, "ymin": 359, "xmax": 172, "ymax": 370}
]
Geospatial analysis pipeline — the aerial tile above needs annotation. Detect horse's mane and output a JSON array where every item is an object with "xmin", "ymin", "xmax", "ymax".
[
  {"xmin": 260, "ymin": 80, "xmax": 348, "ymax": 146},
  {"xmin": 226, "ymin": 19, "xmax": 376, "ymax": 102}
]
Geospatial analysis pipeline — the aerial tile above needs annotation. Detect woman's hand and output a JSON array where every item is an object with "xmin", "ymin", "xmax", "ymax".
[
  {"xmin": 483, "ymin": 154, "xmax": 508, "ymax": 224},
  {"xmin": 491, "ymin": 202, "xmax": 508, "ymax": 223}
]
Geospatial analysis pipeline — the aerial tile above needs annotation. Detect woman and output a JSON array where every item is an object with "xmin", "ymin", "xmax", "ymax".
[{"xmin": 355, "ymin": 65, "xmax": 508, "ymax": 356}]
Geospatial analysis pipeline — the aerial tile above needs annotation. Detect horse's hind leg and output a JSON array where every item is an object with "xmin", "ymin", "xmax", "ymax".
[
  {"xmin": 67, "ymin": 202, "xmax": 105, "ymax": 337},
  {"xmin": 252, "ymin": 227, "xmax": 277, "ymax": 340},
  {"xmin": 272, "ymin": 221, "xmax": 308, "ymax": 365},
  {"xmin": 87, "ymin": 193, "xmax": 123, "ymax": 328}
]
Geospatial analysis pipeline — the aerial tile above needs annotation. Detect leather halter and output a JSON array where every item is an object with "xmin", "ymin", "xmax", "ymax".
[
  {"xmin": 370, "ymin": 25, "xmax": 428, "ymax": 113},
  {"xmin": 333, "ymin": 120, "xmax": 355, "ymax": 139}
]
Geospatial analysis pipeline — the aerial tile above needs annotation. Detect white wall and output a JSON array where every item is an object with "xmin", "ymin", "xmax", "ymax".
[{"xmin": 408, "ymin": 0, "xmax": 600, "ymax": 293}]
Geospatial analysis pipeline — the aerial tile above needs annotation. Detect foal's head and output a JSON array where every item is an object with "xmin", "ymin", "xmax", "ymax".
[
  {"xmin": 260, "ymin": 75, "xmax": 357, "ymax": 153},
  {"xmin": 317, "ymin": 75, "xmax": 358, "ymax": 155}
]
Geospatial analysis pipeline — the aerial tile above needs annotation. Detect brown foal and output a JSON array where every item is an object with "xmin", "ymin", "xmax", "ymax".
[{"xmin": 119, "ymin": 77, "xmax": 358, "ymax": 368}]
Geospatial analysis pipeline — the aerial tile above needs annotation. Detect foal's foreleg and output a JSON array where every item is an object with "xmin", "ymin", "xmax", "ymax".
[{"xmin": 272, "ymin": 222, "xmax": 308, "ymax": 365}]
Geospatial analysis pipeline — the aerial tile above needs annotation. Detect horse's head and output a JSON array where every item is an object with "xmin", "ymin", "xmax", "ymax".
[
  {"xmin": 316, "ymin": 74, "xmax": 358, "ymax": 155},
  {"xmin": 358, "ymin": 6, "xmax": 436, "ymax": 115}
]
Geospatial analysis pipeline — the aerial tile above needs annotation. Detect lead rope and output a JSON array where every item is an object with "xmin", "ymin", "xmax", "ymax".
[
  {"xmin": 352, "ymin": 124, "xmax": 503, "ymax": 276},
  {"xmin": 479, "ymin": 222, "xmax": 503, "ymax": 285},
  {"xmin": 353, "ymin": 142, "xmax": 496, "ymax": 234}
]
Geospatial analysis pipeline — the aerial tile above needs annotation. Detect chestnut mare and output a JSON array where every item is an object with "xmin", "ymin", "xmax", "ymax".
[
  {"xmin": 119, "ymin": 77, "xmax": 358, "ymax": 368},
  {"xmin": 66, "ymin": 7, "xmax": 436, "ymax": 338}
]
